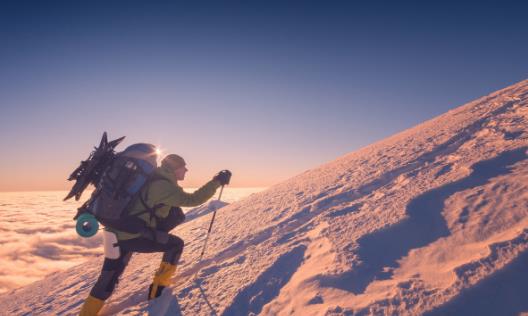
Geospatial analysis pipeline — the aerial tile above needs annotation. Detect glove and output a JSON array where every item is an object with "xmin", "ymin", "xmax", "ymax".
[
  {"xmin": 213, "ymin": 170, "xmax": 232, "ymax": 185},
  {"xmin": 169, "ymin": 207, "xmax": 186, "ymax": 226}
]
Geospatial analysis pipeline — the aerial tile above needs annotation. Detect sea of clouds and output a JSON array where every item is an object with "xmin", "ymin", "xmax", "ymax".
[{"xmin": 0, "ymin": 188, "xmax": 264, "ymax": 294}]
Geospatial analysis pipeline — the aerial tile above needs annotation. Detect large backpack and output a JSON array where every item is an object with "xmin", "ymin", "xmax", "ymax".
[
  {"xmin": 90, "ymin": 143, "xmax": 158, "ymax": 233},
  {"xmin": 66, "ymin": 133, "xmax": 159, "ymax": 235}
]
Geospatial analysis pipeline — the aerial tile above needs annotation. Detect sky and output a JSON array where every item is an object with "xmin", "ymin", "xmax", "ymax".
[{"xmin": 1, "ymin": 1, "xmax": 527, "ymax": 191}]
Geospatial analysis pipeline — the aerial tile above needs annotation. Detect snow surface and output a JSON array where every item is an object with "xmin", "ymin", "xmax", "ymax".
[{"xmin": 1, "ymin": 79, "xmax": 527, "ymax": 315}]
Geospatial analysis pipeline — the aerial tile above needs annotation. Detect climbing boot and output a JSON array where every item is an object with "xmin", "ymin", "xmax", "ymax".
[
  {"xmin": 148, "ymin": 261, "xmax": 176, "ymax": 300},
  {"xmin": 79, "ymin": 295, "xmax": 104, "ymax": 316},
  {"xmin": 148, "ymin": 283, "xmax": 166, "ymax": 299}
]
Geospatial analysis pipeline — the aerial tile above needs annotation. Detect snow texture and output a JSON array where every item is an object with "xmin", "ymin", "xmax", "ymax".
[{"xmin": 1, "ymin": 79, "xmax": 528, "ymax": 315}]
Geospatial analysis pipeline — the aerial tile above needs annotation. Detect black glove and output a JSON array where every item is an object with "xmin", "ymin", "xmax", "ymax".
[
  {"xmin": 154, "ymin": 207, "xmax": 186, "ymax": 232},
  {"xmin": 213, "ymin": 170, "xmax": 232, "ymax": 185},
  {"xmin": 169, "ymin": 207, "xmax": 186, "ymax": 227}
]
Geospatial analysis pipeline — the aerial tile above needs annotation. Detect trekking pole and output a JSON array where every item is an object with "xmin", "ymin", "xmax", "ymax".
[{"xmin": 194, "ymin": 185, "xmax": 224, "ymax": 279}]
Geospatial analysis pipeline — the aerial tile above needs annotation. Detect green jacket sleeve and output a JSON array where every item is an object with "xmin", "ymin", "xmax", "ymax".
[{"xmin": 149, "ymin": 179, "xmax": 221, "ymax": 207}]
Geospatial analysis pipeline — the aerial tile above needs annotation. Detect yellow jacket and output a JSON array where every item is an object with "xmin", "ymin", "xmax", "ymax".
[{"xmin": 107, "ymin": 165, "xmax": 221, "ymax": 240}]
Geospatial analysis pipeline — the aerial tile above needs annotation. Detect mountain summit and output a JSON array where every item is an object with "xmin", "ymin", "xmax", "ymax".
[{"xmin": 2, "ymin": 79, "xmax": 527, "ymax": 316}]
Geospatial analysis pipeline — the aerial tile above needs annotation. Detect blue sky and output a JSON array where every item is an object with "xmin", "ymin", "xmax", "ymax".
[{"xmin": 1, "ymin": 1, "xmax": 527, "ymax": 190}]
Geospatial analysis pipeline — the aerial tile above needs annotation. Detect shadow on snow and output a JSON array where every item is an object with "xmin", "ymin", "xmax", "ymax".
[
  {"xmin": 221, "ymin": 245, "xmax": 307, "ymax": 316},
  {"xmin": 425, "ymin": 248, "xmax": 528, "ymax": 316},
  {"xmin": 320, "ymin": 147, "xmax": 527, "ymax": 294}
]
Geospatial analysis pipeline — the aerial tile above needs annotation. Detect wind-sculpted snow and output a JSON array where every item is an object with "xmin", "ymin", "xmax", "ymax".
[
  {"xmin": 1, "ymin": 79, "xmax": 527, "ymax": 315},
  {"xmin": 319, "ymin": 147, "xmax": 527, "ymax": 295},
  {"xmin": 427, "ymin": 233, "xmax": 528, "ymax": 316},
  {"xmin": 222, "ymin": 245, "xmax": 307, "ymax": 316}
]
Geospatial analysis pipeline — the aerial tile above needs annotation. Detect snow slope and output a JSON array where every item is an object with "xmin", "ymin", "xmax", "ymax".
[{"xmin": 1, "ymin": 79, "xmax": 527, "ymax": 316}]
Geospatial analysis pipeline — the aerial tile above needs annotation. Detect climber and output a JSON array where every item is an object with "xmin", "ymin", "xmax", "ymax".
[{"xmin": 79, "ymin": 154, "xmax": 231, "ymax": 315}]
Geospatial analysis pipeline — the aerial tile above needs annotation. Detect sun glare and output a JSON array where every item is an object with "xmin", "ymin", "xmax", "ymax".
[{"xmin": 155, "ymin": 146, "xmax": 165, "ymax": 165}]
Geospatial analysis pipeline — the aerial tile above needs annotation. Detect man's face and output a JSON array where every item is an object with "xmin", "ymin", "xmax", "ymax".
[{"xmin": 173, "ymin": 165, "xmax": 188, "ymax": 181}]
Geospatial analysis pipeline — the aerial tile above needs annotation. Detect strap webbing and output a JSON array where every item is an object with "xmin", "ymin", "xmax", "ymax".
[{"xmin": 136, "ymin": 175, "xmax": 171, "ymax": 224}]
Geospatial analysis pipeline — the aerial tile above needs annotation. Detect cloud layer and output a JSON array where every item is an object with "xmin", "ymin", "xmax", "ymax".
[{"xmin": 0, "ymin": 191, "xmax": 102, "ymax": 293}]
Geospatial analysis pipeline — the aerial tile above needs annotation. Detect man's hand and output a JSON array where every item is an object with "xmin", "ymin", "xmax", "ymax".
[
  {"xmin": 169, "ymin": 207, "xmax": 186, "ymax": 226},
  {"xmin": 213, "ymin": 170, "xmax": 232, "ymax": 185}
]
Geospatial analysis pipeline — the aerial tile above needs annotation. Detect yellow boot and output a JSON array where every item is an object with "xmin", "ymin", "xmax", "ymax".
[
  {"xmin": 149, "ymin": 261, "xmax": 176, "ymax": 300},
  {"xmin": 79, "ymin": 295, "xmax": 104, "ymax": 316}
]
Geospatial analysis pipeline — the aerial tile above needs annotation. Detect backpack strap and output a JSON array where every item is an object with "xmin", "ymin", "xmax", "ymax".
[{"xmin": 134, "ymin": 175, "xmax": 171, "ymax": 225}]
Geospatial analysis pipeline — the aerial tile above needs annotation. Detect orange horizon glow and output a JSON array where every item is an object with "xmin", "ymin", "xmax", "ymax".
[{"xmin": 0, "ymin": 165, "xmax": 282, "ymax": 193}]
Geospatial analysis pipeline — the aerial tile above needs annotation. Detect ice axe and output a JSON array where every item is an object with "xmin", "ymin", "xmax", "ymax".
[{"xmin": 194, "ymin": 185, "xmax": 225, "ymax": 280}]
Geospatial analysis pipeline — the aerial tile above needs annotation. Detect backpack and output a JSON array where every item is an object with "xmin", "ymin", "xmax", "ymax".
[{"xmin": 65, "ymin": 133, "xmax": 159, "ymax": 235}]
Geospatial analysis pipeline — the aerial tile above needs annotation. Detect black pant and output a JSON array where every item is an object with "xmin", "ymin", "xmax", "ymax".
[{"xmin": 90, "ymin": 207, "xmax": 185, "ymax": 300}]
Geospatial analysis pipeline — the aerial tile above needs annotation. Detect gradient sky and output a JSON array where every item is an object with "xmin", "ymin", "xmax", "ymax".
[{"xmin": 1, "ymin": 1, "xmax": 527, "ymax": 191}]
